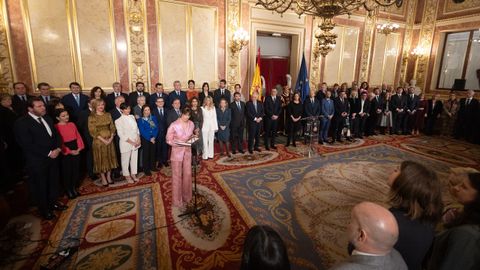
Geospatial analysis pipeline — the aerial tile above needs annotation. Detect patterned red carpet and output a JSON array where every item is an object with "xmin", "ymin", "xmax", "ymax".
[{"xmin": 4, "ymin": 135, "xmax": 480, "ymax": 269}]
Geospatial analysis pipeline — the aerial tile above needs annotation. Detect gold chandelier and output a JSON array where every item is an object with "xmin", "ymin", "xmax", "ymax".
[{"xmin": 256, "ymin": 0, "xmax": 404, "ymax": 56}]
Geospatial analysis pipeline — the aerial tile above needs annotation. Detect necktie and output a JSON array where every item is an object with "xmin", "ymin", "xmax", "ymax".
[
  {"xmin": 176, "ymin": 91, "xmax": 180, "ymax": 96},
  {"xmin": 311, "ymin": 98, "xmax": 314, "ymax": 104},
  {"xmin": 139, "ymin": 92, "xmax": 142, "ymax": 96},
  {"xmin": 37, "ymin": 117, "xmax": 51, "ymax": 136},
  {"xmin": 254, "ymin": 102, "xmax": 257, "ymax": 112},
  {"xmin": 160, "ymin": 108, "xmax": 163, "ymax": 117},
  {"xmin": 21, "ymin": 95, "xmax": 26, "ymax": 102},
  {"xmin": 75, "ymin": 94, "xmax": 80, "ymax": 106},
  {"xmin": 176, "ymin": 109, "xmax": 180, "ymax": 116},
  {"xmin": 221, "ymin": 90, "xmax": 224, "ymax": 95},
  {"xmin": 467, "ymin": 99, "xmax": 471, "ymax": 106},
  {"xmin": 115, "ymin": 93, "xmax": 119, "ymax": 98},
  {"xmin": 237, "ymin": 102, "xmax": 240, "ymax": 110}
]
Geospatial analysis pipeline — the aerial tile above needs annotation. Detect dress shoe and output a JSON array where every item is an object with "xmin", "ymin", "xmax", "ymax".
[
  {"xmin": 73, "ymin": 189, "xmax": 81, "ymax": 197},
  {"xmin": 163, "ymin": 162, "xmax": 170, "ymax": 167},
  {"xmin": 232, "ymin": 150, "xmax": 236, "ymax": 154},
  {"xmin": 248, "ymin": 149, "xmax": 253, "ymax": 154},
  {"xmin": 145, "ymin": 171, "xmax": 152, "ymax": 176},
  {"xmin": 43, "ymin": 212, "xmax": 56, "ymax": 220},
  {"xmin": 254, "ymin": 148, "xmax": 262, "ymax": 152},
  {"xmin": 265, "ymin": 146, "xmax": 270, "ymax": 151},
  {"xmin": 151, "ymin": 168, "xmax": 159, "ymax": 172},
  {"xmin": 52, "ymin": 203, "xmax": 68, "ymax": 211},
  {"xmin": 292, "ymin": 143, "xmax": 297, "ymax": 147},
  {"xmin": 66, "ymin": 190, "xmax": 77, "ymax": 199},
  {"xmin": 227, "ymin": 153, "xmax": 232, "ymax": 158},
  {"xmin": 271, "ymin": 145, "xmax": 277, "ymax": 149},
  {"xmin": 239, "ymin": 150, "xmax": 245, "ymax": 154}
]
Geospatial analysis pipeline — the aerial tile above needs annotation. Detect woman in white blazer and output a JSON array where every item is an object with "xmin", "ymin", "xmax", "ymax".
[
  {"xmin": 115, "ymin": 103, "xmax": 141, "ymax": 183},
  {"xmin": 201, "ymin": 96, "xmax": 218, "ymax": 159}
]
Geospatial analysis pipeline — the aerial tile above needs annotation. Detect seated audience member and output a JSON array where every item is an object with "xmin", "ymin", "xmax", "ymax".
[
  {"xmin": 428, "ymin": 173, "xmax": 480, "ymax": 270},
  {"xmin": 11, "ymin": 82, "xmax": 33, "ymax": 116},
  {"xmin": 387, "ymin": 161, "xmax": 443, "ymax": 270},
  {"xmin": 331, "ymin": 202, "xmax": 407, "ymax": 270},
  {"xmin": 240, "ymin": 225, "xmax": 291, "ymax": 270},
  {"xmin": 440, "ymin": 92, "xmax": 459, "ymax": 137},
  {"xmin": 137, "ymin": 105, "xmax": 159, "ymax": 176},
  {"xmin": 412, "ymin": 93, "xmax": 428, "ymax": 135},
  {"xmin": 425, "ymin": 94, "xmax": 443, "ymax": 136},
  {"xmin": 14, "ymin": 97, "xmax": 67, "ymax": 220},
  {"xmin": 115, "ymin": 103, "xmax": 140, "ymax": 183},
  {"xmin": 216, "ymin": 98, "xmax": 232, "ymax": 157},
  {"xmin": 55, "ymin": 109, "xmax": 84, "ymax": 199},
  {"xmin": 286, "ymin": 92, "xmax": 302, "ymax": 147},
  {"xmin": 133, "ymin": 95, "xmax": 146, "ymax": 119},
  {"xmin": 379, "ymin": 91, "xmax": 393, "ymax": 135},
  {"xmin": 88, "ymin": 99, "xmax": 118, "ymax": 186}
]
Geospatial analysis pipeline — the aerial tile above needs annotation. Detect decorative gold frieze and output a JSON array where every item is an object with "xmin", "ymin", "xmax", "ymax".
[
  {"xmin": 309, "ymin": 18, "xmax": 320, "ymax": 88},
  {"xmin": 414, "ymin": 0, "xmax": 438, "ymax": 89},
  {"xmin": 124, "ymin": 0, "xmax": 150, "ymax": 89},
  {"xmin": 0, "ymin": 0, "xmax": 14, "ymax": 93},
  {"xmin": 359, "ymin": 15, "xmax": 376, "ymax": 82},
  {"xmin": 226, "ymin": 0, "xmax": 242, "ymax": 89},
  {"xmin": 399, "ymin": 0, "xmax": 416, "ymax": 84}
]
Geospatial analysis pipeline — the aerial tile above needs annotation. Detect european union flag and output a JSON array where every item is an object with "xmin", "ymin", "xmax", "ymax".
[{"xmin": 295, "ymin": 53, "xmax": 310, "ymax": 102}]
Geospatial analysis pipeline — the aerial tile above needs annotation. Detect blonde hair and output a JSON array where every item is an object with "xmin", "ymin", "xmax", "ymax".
[
  {"xmin": 203, "ymin": 95, "xmax": 214, "ymax": 109},
  {"xmin": 91, "ymin": 98, "xmax": 105, "ymax": 113}
]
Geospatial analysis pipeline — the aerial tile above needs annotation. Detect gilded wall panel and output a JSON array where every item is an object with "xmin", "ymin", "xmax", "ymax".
[
  {"xmin": 370, "ymin": 33, "xmax": 400, "ymax": 86},
  {"xmin": 23, "ymin": 0, "xmax": 75, "ymax": 89},
  {"xmin": 370, "ymin": 34, "xmax": 387, "ymax": 85},
  {"xmin": 158, "ymin": 1, "xmax": 188, "ymax": 87},
  {"xmin": 323, "ymin": 27, "xmax": 343, "ymax": 84},
  {"xmin": 74, "ymin": 0, "xmax": 117, "ymax": 89},
  {"xmin": 191, "ymin": 6, "xmax": 217, "ymax": 86},
  {"xmin": 0, "ymin": 0, "xmax": 14, "ymax": 93}
]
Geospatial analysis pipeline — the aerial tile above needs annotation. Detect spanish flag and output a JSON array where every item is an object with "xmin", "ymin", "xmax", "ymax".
[{"xmin": 250, "ymin": 47, "xmax": 262, "ymax": 100}]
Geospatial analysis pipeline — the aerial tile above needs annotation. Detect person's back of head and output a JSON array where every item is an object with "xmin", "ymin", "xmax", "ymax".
[
  {"xmin": 240, "ymin": 225, "xmax": 290, "ymax": 270},
  {"xmin": 348, "ymin": 202, "xmax": 399, "ymax": 255}
]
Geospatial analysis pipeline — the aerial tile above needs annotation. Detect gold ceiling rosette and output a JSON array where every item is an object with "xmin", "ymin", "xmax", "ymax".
[{"xmin": 256, "ymin": 0, "xmax": 404, "ymax": 57}]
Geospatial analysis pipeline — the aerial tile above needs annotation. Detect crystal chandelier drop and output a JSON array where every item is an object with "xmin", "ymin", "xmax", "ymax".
[{"xmin": 256, "ymin": 0, "xmax": 404, "ymax": 56}]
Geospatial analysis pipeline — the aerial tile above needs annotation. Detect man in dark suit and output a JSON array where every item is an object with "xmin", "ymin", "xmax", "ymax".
[
  {"xmin": 246, "ymin": 91, "xmax": 264, "ymax": 154},
  {"xmin": 168, "ymin": 80, "xmax": 187, "ymax": 108},
  {"xmin": 352, "ymin": 91, "xmax": 371, "ymax": 138},
  {"xmin": 149, "ymin": 83, "xmax": 169, "ymax": 109},
  {"xmin": 14, "ymin": 97, "xmax": 67, "ymax": 220},
  {"xmin": 366, "ymin": 88, "xmax": 382, "ymax": 136},
  {"xmin": 109, "ymin": 95, "xmax": 125, "ymax": 179},
  {"xmin": 213, "ymin": 79, "xmax": 231, "ymax": 107},
  {"xmin": 404, "ymin": 87, "xmax": 419, "ymax": 134},
  {"xmin": 455, "ymin": 89, "xmax": 479, "ymax": 142},
  {"xmin": 12, "ymin": 82, "xmax": 33, "ymax": 116},
  {"xmin": 315, "ymin": 82, "xmax": 327, "ymax": 102},
  {"xmin": 128, "ymin": 81, "xmax": 150, "ymax": 108},
  {"xmin": 333, "ymin": 91, "xmax": 350, "ymax": 142},
  {"xmin": 230, "ymin": 92, "xmax": 246, "ymax": 154},
  {"xmin": 106, "ymin": 82, "xmax": 129, "ymax": 112},
  {"xmin": 61, "ymin": 82, "xmax": 89, "ymax": 123},
  {"xmin": 166, "ymin": 98, "xmax": 182, "ymax": 127},
  {"xmin": 37, "ymin": 82, "xmax": 57, "ymax": 105},
  {"xmin": 425, "ymin": 94, "xmax": 443, "ymax": 135},
  {"xmin": 152, "ymin": 96, "xmax": 169, "ymax": 167},
  {"xmin": 263, "ymin": 88, "xmax": 282, "ymax": 150},
  {"xmin": 331, "ymin": 202, "xmax": 407, "ymax": 270},
  {"xmin": 391, "ymin": 87, "xmax": 407, "ymax": 135}
]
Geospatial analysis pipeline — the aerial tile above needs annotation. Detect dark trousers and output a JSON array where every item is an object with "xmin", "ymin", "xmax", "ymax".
[
  {"xmin": 248, "ymin": 121, "xmax": 261, "ymax": 150},
  {"xmin": 354, "ymin": 116, "xmax": 368, "ymax": 137},
  {"xmin": 264, "ymin": 118, "xmax": 279, "ymax": 147},
  {"xmin": 392, "ymin": 112, "xmax": 404, "ymax": 134},
  {"xmin": 27, "ymin": 159, "xmax": 59, "ymax": 215},
  {"xmin": 366, "ymin": 114, "xmax": 379, "ymax": 136},
  {"xmin": 425, "ymin": 116, "xmax": 437, "ymax": 135},
  {"xmin": 333, "ymin": 116, "xmax": 345, "ymax": 141},
  {"xmin": 113, "ymin": 136, "xmax": 121, "ymax": 176},
  {"xmin": 404, "ymin": 112, "xmax": 416, "ymax": 133},
  {"xmin": 231, "ymin": 125, "xmax": 244, "ymax": 152},
  {"xmin": 61, "ymin": 154, "xmax": 80, "ymax": 192},
  {"xmin": 141, "ymin": 137, "xmax": 156, "ymax": 174},
  {"xmin": 156, "ymin": 135, "xmax": 168, "ymax": 164},
  {"xmin": 287, "ymin": 120, "xmax": 301, "ymax": 145}
]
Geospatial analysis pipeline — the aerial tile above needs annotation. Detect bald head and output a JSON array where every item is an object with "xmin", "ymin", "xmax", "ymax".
[{"xmin": 347, "ymin": 202, "xmax": 399, "ymax": 254}]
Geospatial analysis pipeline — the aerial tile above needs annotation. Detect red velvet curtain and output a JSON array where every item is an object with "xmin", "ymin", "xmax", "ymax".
[{"xmin": 260, "ymin": 58, "xmax": 289, "ymax": 96}]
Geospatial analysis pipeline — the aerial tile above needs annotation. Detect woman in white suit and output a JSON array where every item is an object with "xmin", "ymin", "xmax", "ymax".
[
  {"xmin": 115, "ymin": 103, "xmax": 141, "ymax": 183},
  {"xmin": 201, "ymin": 96, "xmax": 217, "ymax": 159}
]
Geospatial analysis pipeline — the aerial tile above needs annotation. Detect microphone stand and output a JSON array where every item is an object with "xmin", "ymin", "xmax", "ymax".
[
  {"xmin": 300, "ymin": 116, "xmax": 322, "ymax": 158},
  {"xmin": 178, "ymin": 140, "xmax": 205, "ymax": 223}
]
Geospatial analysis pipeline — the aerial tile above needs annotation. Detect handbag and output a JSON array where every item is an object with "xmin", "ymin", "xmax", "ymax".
[{"xmin": 64, "ymin": 140, "xmax": 78, "ymax": 150}]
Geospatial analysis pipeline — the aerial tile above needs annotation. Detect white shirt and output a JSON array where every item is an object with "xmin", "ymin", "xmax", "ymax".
[
  {"xmin": 352, "ymin": 250, "xmax": 385, "ymax": 257},
  {"xmin": 360, "ymin": 100, "xmax": 365, "ymax": 114},
  {"xmin": 201, "ymin": 106, "xmax": 218, "ymax": 131},
  {"xmin": 29, "ymin": 112, "xmax": 52, "ymax": 136}
]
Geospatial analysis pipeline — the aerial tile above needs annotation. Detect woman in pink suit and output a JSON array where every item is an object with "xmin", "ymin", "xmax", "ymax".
[{"xmin": 166, "ymin": 107, "xmax": 197, "ymax": 207}]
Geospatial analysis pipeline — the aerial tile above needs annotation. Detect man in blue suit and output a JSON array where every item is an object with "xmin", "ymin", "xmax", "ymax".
[
  {"xmin": 152, "ymin": 96, "xmax": 169, "ymax": 168},
  {"xmin": 168, "ymin": 80, "xmax": 187, "ymax": 108},
  {"xmin": 321, "ymin": 90, "xmax": 335, "ymax": 143},
  {"xmin": 61, "ymin": 82, "xmax": 89, "ymax": 123},
  {"xmin": 246, "ymin": 91, "xmax": 264, "ymax": 154}
]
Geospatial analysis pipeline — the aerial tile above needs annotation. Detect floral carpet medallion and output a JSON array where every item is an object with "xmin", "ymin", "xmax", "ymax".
[
  {"xmin": 216, "ymin": 144, "xmax": 462, "ymax": 269},
  {"xmin": 36, "ymin": 184, "xmax": 171, "ymax": 270},
  {"xmin": 216, "ymin": 151, "xmax": 279, "ymax": 166}
]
